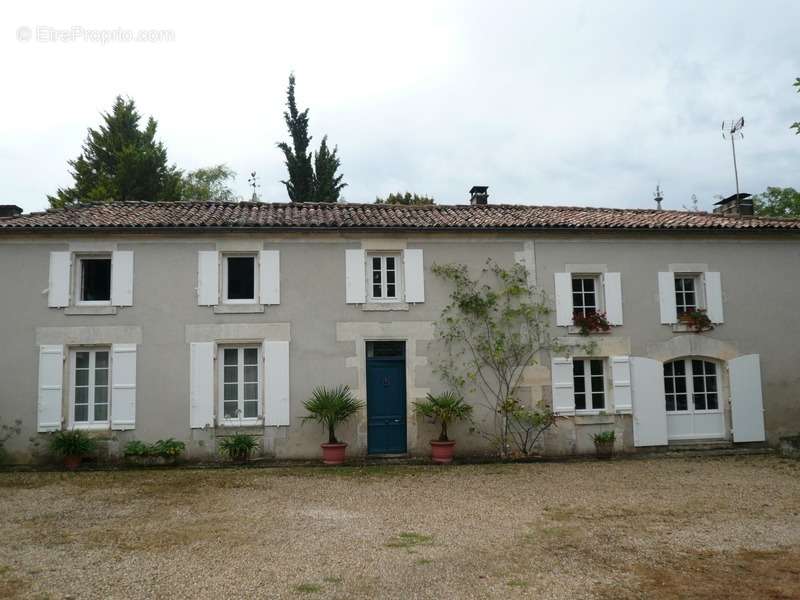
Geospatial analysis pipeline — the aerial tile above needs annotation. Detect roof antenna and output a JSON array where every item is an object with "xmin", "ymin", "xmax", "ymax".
[
  {"xmin": 653, "ymin": 184, "xmax": 663, "ymax": 210},
  {"xmin": 721, "ymin": 117, "xmax": 744, "ymax": 197},
  {"xmin": 248, "ymin": 171, "xmax": 261, "ymax": 202}
]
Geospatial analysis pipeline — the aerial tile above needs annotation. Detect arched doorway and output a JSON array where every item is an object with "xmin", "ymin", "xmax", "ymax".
[{"xmin": 663, "ymin": 357, "xmax": 725, "ymax": 440}]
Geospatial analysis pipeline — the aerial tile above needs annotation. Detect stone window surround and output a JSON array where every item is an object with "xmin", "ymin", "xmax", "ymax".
[{"xmin": 336, "ymin": 321, "xmax": 433, "ymax": 454}]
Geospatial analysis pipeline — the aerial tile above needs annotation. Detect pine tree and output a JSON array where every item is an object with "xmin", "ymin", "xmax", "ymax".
[
  {"xmin": 277, "ymin": 74, "xmax": 315, "ymax": 202},
  {"xmin": 48, "ymin": 96, "xmax": 182, "ymax": 208},
  {"xmin": 277, "ymin": 73, "xmax": 346, "ymax": 202},
  {"xmin": 313, "ymin": 136, "xmax": 347, "ymax": 203}
]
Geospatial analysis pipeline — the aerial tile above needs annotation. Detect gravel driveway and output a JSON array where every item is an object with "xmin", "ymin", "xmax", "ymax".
[{"xmin": 1, "ymin": 454, "xmax": 799, "ymax": 599}]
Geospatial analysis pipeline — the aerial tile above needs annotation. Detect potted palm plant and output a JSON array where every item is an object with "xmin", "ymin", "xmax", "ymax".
[
  {"xmin": 413, "ymin": 392, "xmax": 473, "ymax": 464},
  {"xmin": 302, "ymin": 385, "xmax": 364, "ymax": 465},
  {"xmin": 49, "ymin": 429, "xmax": 96, "ymax": 470},
  {"xmin": 591, "ymin": 430, "xmax": 616, "ymax": 460}
]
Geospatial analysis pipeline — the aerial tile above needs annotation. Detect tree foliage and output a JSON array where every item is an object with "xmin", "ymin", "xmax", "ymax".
[
  {"xmin": 48, "ymin": 96, "xmax": 182, "ymax": 208},
  {"xmin": 277, "ymin": 73, "xmax": 346, "ymax": 202},
  {"xmin": 375, "ymin": 192, "xmax": 436, "ymax": 205},
  {"xmin": 431, "ymin": 260, "xmax": 566, "ymax": 457},
  {"xmin": 181, "ymin": 164, "xmax": 237, "ymax": 202},
  {"xmin": 792, "ymin": 78, "xmax": 800, "ymax": 136},
  {"xmin": 753, "ymin": 186, "xmax": 800, "ymax": 217}
]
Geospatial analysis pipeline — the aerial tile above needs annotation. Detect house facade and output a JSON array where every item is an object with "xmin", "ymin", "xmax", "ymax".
[{"xmin": 0, "ymin": 199, "xmax": 798, "ymax": 461}]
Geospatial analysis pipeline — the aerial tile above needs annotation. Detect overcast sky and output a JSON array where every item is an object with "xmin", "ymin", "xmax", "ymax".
[{"xmin": 2, "ymin": 1, "xmax": 799, "ymax": 214}]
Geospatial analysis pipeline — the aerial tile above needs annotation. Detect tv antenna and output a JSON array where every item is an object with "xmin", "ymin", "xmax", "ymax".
[
  {"xmin": 721, "ymin": 117, "xmax": 744, "ymax": 197},
  {"xmin": 653, "ymin": 184, "xmax": 663, "ymax": 210},
  {"xmin": 247, "ymin": 171, "xmax": 261, "ymax": 202}
]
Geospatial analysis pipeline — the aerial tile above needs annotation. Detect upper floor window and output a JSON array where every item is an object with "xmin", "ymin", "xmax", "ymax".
[
  {"xmin": 573, "ymin": 358, "xmax": 605, "ymax": 411},
  {"xmin": 76, "ymin": 255, "xmax": 112, "ymax": 304},
  {"xmin": 664, "ymin": 358, "xmax": 719, "ymax": 412},
  {"xmin": 219, "ymin": 345, "xmax": 261, "ymax": 422},
  {"xmin": 571, "ymin": 275, "xmax": 600, "ymax": 318},
  {"xmin": 71, "ymin": 348, "xmax": 110, "ymax": 426},
  {"xmin": 369, "ymin": 254, "xmax": 402, "ymax": 302},
  {"xmin": 223, "ymin": 254, "xmax": 257, "ymax": 304},
  {"xmin": 674, "ymin": 274, "xmax": 701, "ymax": 316}
]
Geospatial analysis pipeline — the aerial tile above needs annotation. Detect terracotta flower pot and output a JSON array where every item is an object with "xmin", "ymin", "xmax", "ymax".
[
  {"xmin": 321, "ymin": 442, "xmax": 348, "ymax": 465},
  {"xmin": 430, "ymin": 440, "xmax": 457, "ymax": 464},
  {"xmin": 594, "ymin": 441, "xmax": 614, "ymax": 460},
  {"xmin": 63, "ymin": 455, "xmax": 82, "ymax": 470}
]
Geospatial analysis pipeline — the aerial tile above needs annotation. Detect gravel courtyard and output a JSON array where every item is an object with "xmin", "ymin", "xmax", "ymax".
[{"xmin": 1, "ymin": 454, "xmax": 799, "ymax": 599}]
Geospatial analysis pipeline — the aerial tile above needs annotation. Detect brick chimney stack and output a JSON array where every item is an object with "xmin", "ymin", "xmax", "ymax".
[{"xmin": 469, "ymin": 186, "xmax": 489, "ymax": 205}]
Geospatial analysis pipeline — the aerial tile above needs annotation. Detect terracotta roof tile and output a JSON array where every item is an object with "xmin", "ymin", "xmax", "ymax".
[{"xmin": 1, "ymin": 201, "xmax": 799, "ymax": 232}]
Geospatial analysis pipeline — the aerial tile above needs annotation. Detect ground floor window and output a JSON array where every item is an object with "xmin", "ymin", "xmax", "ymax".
[
  {"xmin": 664, "ymin": 358, "xmax": 719, "ymax": 412},
  {"xmin": 71, "ymin": 348, "xmax": 110, "ymax": 425},
  {"xmin": 219, "ymin": 346, "xmax": 261, "ymax": 421},
  {"xmin": 573, "ymin": 358, "xmax": 605, "ymax": 410}
]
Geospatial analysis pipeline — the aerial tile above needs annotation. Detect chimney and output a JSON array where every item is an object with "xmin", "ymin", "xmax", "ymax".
[
  {"xmin": 469, "ymin": 186, "xmax": 489, "ymax": 205},
  {"xmin": 0, "ymin": 205, "xmax": 22, "ymax": 218},
  {"xmin": 713, "ymin": 193, "xmax": 753, "ymax": 217}
]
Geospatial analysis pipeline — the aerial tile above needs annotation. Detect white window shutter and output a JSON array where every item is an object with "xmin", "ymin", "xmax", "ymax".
[
  {"xmin": 553, "ymin": 272, "xmax": 572, "ymax": 327},
  {"xmin": 729, "ymin": 354, "xmax": 766, "ymax": 443},
  {"xmin": 197, "ymin": 251, "xmax": 219, "ymax": 306},
  {"xmin": 190, "ymin": 342, "xmax": 215, "ymax": 428},
  {"xmin": 630, "ymin": 357, "xmax": 668, "ymax": 446},
  {"xmin": 657, "ymin": 272, "xmax": 677, "ymax": 324},
  {"xmin": 603, "ymin": 272, "xmax": 623, "ymax": 325},
  {"xmin": 264, "ymin": 340, "xmax": 290, "ymax": 426},
  {"xmin": 111, "ymin": 344, "xmax": 137, "ymax": 430},
  {"xmin": 704, "ymin": 272, "xmax": 724, "ymax": 323},
  {"xmin": 259, "ymin": 250, "xmax": 280, "ymax": 305},
  {"xmin": 403, "ymin": 249, "xmax": 425, "ymax": 303},
  {"xmin": 48, "ymin": 252, "xmax": 71, "ymax": 308},
  {"xmin": 110, "ymin": 251, "xmax": 134, "ymax": 306},
  {"xmin": 38, "ymin": 345, "xmax": 63, "ymax": 432},
  {"xmin": 345, "ymin": 249, "xmax": 366, "ymax": 304},
  {"xmin": 611, "ymin": 356, "xmax": 632, "ymax": 413},
  {"xmin": 551, "ymin": 356, "xmax": 574, "ymax": 415}
]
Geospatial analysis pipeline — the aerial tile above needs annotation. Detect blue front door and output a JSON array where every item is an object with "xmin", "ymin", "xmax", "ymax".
[{"xmin": 366, "ymin": 341, "xmax": 407, "ymax": 454}]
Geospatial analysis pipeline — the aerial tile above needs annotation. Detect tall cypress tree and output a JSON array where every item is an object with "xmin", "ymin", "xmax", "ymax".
[
  {"xmin": 48, "ymin": 96, "xmax": 182, "ymax": 208},
  {"xmin": 277, "ymin": 74, "xmax": 346, "ymax": 202},
  {"xmin": 313, "ymin": 136, "xmax": 347, "ymax": 203},
  {"xmin": 277, "ymin": 74, "xmax": 315, "ymax": 202}
]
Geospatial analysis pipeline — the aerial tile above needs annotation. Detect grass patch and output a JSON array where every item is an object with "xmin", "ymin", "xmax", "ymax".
[
  {"xmin": 386, "ymin": 532, "xmax": 433, "ymax": 550},
  {"xmin": 294, "ymin": 583, "xmax": 322, "ymax": 594},
  {"xmin": 322, "ymin": 576, "xmax": 342, "ymax": 584},
  {"xmin": 507, "ymin": 579, "xmax": 529, "ymax": 588},
  {"xmin": 415, "ymin": 558, "xmax": 433, "ymax": 565}
]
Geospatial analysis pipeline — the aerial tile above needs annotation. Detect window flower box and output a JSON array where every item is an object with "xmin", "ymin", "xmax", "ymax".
[
  {"xmin": 677, "ymin": 309, "xmax": 714, "ymax": 333},
  {"xmin": 572, "ymin": 311, "xmax": 611, "ymax": 336}
]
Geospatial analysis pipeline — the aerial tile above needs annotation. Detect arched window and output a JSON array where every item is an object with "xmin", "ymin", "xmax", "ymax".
[{"xmin": 663, "ymin": 358, "xmax": 720, "ymax": 413}]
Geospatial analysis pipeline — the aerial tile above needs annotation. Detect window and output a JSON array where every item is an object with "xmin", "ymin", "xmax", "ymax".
[
  {"xmin": 71, "ymin": 348, "xmax": 110, "ymax": 426},
  {"xmin": 664, "ymin": 358, "xmax": 719, "ymax": 412},
  {"xmin": 571, "ymin": 276, "xmax": 599, "ymax": 318},
  {"xmin": 674, "ymin": 275, "xmax": 699, "ymax": 316},
  {"xmin": 220, "ymin": 346, "xmax": 261, "ymax": 421},
  {"xmin": 223, "ymin": 255, "xmax": 257, "ymax": 303},
  {"xmin": 573, "ymin": 358, "xmax": 605, "ymax": 411},
  {"xmin": 76, "ymin": 256, "xmax": 111, "ymax": 304},
  {"xmin": 369, "ymin": 254, "xmax": 401, "ymax": 301}
]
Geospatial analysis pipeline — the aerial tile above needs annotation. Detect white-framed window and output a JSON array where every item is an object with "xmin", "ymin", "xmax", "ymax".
[
  {"xmin": 70, "ymin": 348, "xmax": 111, "ymax": 427},
  {"xmin": 571, "ymin": 275, "xmax": 600, "ymax": 318},
  {"xmin": 219, "ymin": 345, "xmax": 261, "ymax": 422},
  {"xmin": 573, "ymin": 358, "xmax": 606, "ymax": 411},
  {"xmin": 664, "ymin": 358, "xmax": 720, "ymax": 413},
  {"xmin": 674, "ymin": 274, "xmax": 703, "ymax": 316},
  {"xmin": 368, "ymin": 254, "xmax": 402, "ymax": 301},
  {"xmin": 222, "ymin": 254, "xmax": 258, "ymax": 304},
  {"xmin": 75, "ymin": 254, "xmax": 112, "ymax": 305}
]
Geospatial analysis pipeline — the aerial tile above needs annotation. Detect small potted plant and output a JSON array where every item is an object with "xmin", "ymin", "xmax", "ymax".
[
  {"xmin": 573, "ymin": 311, "xmax": 611, "ymax": 335},
  {"xmin": 678, "ymin": 308, "xmax": 714, "ymax": 333},
  {"xmin": 413, "ymin": 392, "xmax": 473, "ymax": 464},
  {"xmin": 50, "ymin": 429, "xmax": 96, "ymax": 470},
  {"xmin": 591, "ymin": 430, "xmax": 616, "ymax": 460},
  {"xmin": 302, "ymin": 385, "xmax": 364, "ymax": 465},
  {"xmin": 218, "ymin": 433, "xmax": 259, "ymax": 463},
  {"xmin": 124, "ymin": 438, "xmax": 185, "ymax": 466}
]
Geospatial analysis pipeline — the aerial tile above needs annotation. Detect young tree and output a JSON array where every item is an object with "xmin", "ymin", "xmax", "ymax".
[
  {"xmin": 375, "ymin": 192, "xmax": 435, "ymax": 205},
  {"xmin": 313, "ymin": 136, "xmax": 347, "ymax": 203},
  {"xmin": 792, "ymin": 78, "xmax": 800, "ymax": 136},
  {"xmin": 48, "ymin": 96, "xmax": 182, "ymax": 208},
  {"xmin": 432, "ymin": 260, "xmax": 569, "ymax": 458},
  {"xmin": 753, "ymin": 186, "xmax": 800, "ymax": 217},
  {"xmin": 277, "ymin": 73, "xmax": 346, "ymax": 202},
  {"xmin": 181, "ymin": 164, "xmax": 238, "ymax": 202}
]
